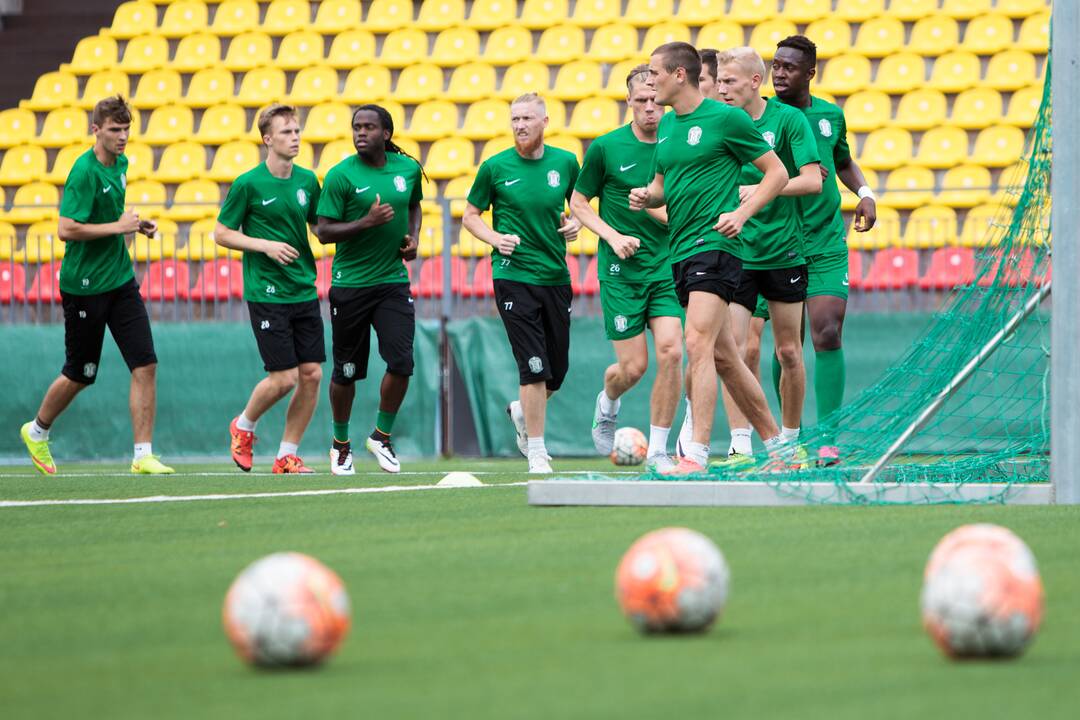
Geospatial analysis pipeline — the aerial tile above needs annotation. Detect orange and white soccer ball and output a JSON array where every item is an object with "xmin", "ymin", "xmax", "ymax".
[
  {"xmin": 920, "ymin": 523, "xmax": 1043, "ymax": 659},
  {"xmin": 615, "ymin": 527, "xmax": 730, "ymax": 633},
  {"xmin": 611, "ymin": 427, "xmax": 648, "ymax": 466},
  {"xmin": 223, "ymin": 552, "xmax": 351, "ymax": 667}
]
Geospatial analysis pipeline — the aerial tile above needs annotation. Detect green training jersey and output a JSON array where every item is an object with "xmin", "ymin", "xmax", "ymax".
[
  {"xmin": 575, "ymin": 124, "xmax": 670, "ymax": 284},
  {"xmin": 217, "ymin": 162, "xmax": 321, "ymax": 303},
  {"xmin": 57, "ymin": 149, "xmax": 134, "ymax": 295},
  {"xmin": 467, "ymin": 145, "xmax": 579, "ymax": 286},
  {"xmin": 316, "ymin": 152, "xmax": 423, "ymax": 289},
  {"xmin": 738, "ymin": 97, "xmax": 820, "ymax": 270},
  {"xmin": 786, "ymin": 95, "xmax": 850, "ymax": 257},
  {"xmin": 653, "ymin": 98, "xmax": 772, "ymax": 263}
]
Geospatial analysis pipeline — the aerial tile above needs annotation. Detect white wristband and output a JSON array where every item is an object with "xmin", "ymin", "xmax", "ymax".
[{"xmin": 857, "ymin": 185, "xmax": 876, "ymax": 201}]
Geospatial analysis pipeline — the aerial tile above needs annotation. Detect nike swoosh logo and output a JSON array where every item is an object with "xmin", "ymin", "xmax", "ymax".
[
  {"xmin": 504, "ymin": 179, "xmax": 522, "ymax": 186},
  {"xmin": 356, "ymin": 186, "xmax": 370, "ymax": 193},
  {"xmin": 694, "ymin": 271, "xmax": 706, "ymax": 276},
  {"xmin": 789, "ymin": 276, "xmax": 801, "ymax": 284},
  {"xmin": 620, "ymin": 163, "xmax": 637, "ymax": 172},
  {"xmin": 841, "ymin": 280, "xmax": 850, "ymax": 286},
  {"xmin": 261, "ymin": 198, "xmax": 277, "ymax": 206},
  {"xmin": 102, "ymin": 186, "xmax": 111, "ymax": 194},
  {"xmin": 658, "ymin": 137, "xmax": 669, "ymax": 144}
]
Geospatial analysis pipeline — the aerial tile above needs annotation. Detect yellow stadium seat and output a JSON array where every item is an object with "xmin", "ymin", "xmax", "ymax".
[
  {"xmin": 393, "ymin": 64, "xmax": 444, "ymax": 103},
  {"xmin": 126, "ymin": 179, "xmax": 167, "ymax": 214},
  {"xmin": 566, "ymin": 98, "xmax": 619, "ymax": 138},
  {"xmin": 843, "ymin": 90, "xmax": 890, "ymax": 132},
  {"xmin": 179, "ymin": 218, "xmax": 233, "ymax": 260},
  {"xmin": 1004, "ymin": 85, "xmax": 1043, "ymax": 128},
  {"xmin": 296, "ymin": 141, "xmax": 315, "ymax": 170},
  {"xmin": 0, "ymin": 109, "xmax": 35, "ymax": 148},
  {"xmin": 587, "ymin": 23, "xmax": 637, "ymax": 63},
  {"xmin": 456, "ymin": 221, "xmax": 491, "ymax": 256},
  {"xmin": 519, "ymin": 0, "xmax": 569, "ymax": 29},
  {"xmin": 263, "ymin": 0, "xmax": 310, "ymax": 35},
  {"xmin": 915, "ymin": 126, "xmax": 969, "ymax": 169},
  {"xmin": 341, "ymin": 65, "xmax": 393, "ymax": 103},
  {"xmin": 404, "ymin": 100, "xmax": 458, "ymax": 141},
  {"xmin": 962, "ymin": 13, "xmax": 1013, "ymax": 55},
  {"xmin": 417, "ymin": 213, "xmax": 443, "ymax": 257},
  {"xmin": 431, "ymin": 28, "xmax": 481, "ymax": 66},
  {"xmin": 61, "ymin": 34, "xmax": 118, "ymax": 75},
  {"xmin": 570, "ymin": 0, "xmax": 619, "ymax": 28},
  {"xmin": 211, "ymin": 0, "xmax": 259, "ymax": 36},
  {"xmin": 983, "ymin": 51, "xmax": 1037, "ymax": 92},
  {"xmin": 184, "ymin": 68, "xmax": 234, "ymax": 108},
  {"xmin": 1, "ymin": 144, "xmax": 45, "ymax": 185},
  {"xmin": 996, "ymin": 0, "xmax": 1046, "ymax": 18},
  {"xmin": 907, "ymin": 14, "xmax": 960, "ymax": 56},
  {"xmin": 108, "ymin": 1, "xmax": 157, "ymax": 39},
  {"xmin": 950, "ymin": 87, "xmax": 1002, "ymax": 129},
  {"xmin": 972, "ymin": 125, "xmax": 1025, "ymax": 167},
  {"xmin": 941, "ymin": 0, "xmax": 991, "ymax": 21},
  {"xmin": 499, "ymin": 61, "xmax": 552, "ymax": 99},
  {"xmin": 132, "ymin": 69, "xmax": 182, "ymax": 109},
  {"xmin": 852, "ymin": 17, "xmax": 903, "ymax": 58},
  {"xmin": 119, "ymin": 142, "xmax": 153, "ymax": 181},
  {"xmin": 36, "ymin": 108, "xmax": 87, "ymax": 148},
  {"xmin": 316, "ymin": 139, "xmax": 355, "ymax": 179},
  {"xmin": 159, "ymin": 1, "xmax": 208, "ymax": 38},
  {"xmin": 728, "ymin": 0, "xmax": 776, "ymax": 23},
  {"xmin": 303, "ymin": 102, "xmax": 352, "ymax": 143},
  {"xmin": 1017, "ymin": 12, "xmax": 1049, "ymax": 53},
  {"xmin": 816, "ymin": 54, "xmax": 870, "ymax": 95},
  {"xmin": 484, "ymin": 26, "xmax": 534, "ymax": 65},
  {"xmin": 155, "ymin": 141, "xmax": 207, "ymax": 182},
  {"xmin": 938, "ymin": 165, "xmax": 992, "ymax": 208},
  {"xmin": 881, "ymin": 165, "xmax": 935, "ymax": 209},
  {"xmin": 552, "ymin": 61, "xmax": 603, "ymax": 101},
  {"xmin": 642, "ymin": 22, "xmax": 691, "ymax": 52},
  {"xmin": 846, "ymin": 205, "xmax": 897, "ymax": 250},
  {"xmin": 141, "ymin": 105, "xmax": 194, "ymax": 145},
  {"xmin": 196, "ymin": 104, "xmax": 247, "ymax": 143},
  {"xmin": 327, "ymin": 30, "xmax": 377, "ymax": 69},
  {"xmin": 546, "ymin": 134, "xmax": 584, "ymax": 162},
  {"xmin": 835, "ymin": 0, "xmax": 883, "ymax": 22},
  {"xmin": 958, "ymin": 204, "xmax": 1000, "ymax": 247},
  {"xmin": 0, "ymin": 220, "xmax": 12, "ymax": 258},
  {"xmin": 223, "ymin": 31, "xmax": 273, "ymax": 71},
  {"xmin": 417, "ymin": 0, "xmax": 465, "ymax": 30},
  {"xmin": 604, "ymin": 60, "xmax": 650, "ymax": 99},
  {"xmin": 380, "ymin": 29, "xmax": 429, "ymax": 69},
  {"xmin": 466, "ymin": 0, "xmax": 515, "ymax": 29},
  {"xmin": 929, "ymin": 51, "xmax": 980, "ymax": 92},
  {"xmin": 461, "ymin": 99, "xmax": 509, "ymax": 139},
  {"xmin": 873, "ymin": 53, "xmax": 925, "ymax": 94},
  {"xmin": 236, "ymin": 67, "xmax": 287, "ymax": 107},
  {"xmin": 172, "ymin": 33, "xmax": 221, "ymax": 72},
  {"xmin": 785, "ymin": 0, "xmax": 830, "ymax": 22},
  {"xmin": 363, "ymin": 0, "xmax": 414, "ymax": 32},
  {"xmin": 696, "ymin": 20, "xmax": 743, "ymax": 53},
  {"xmin": 275, "ymin": 31, "xmax": 325, "ymax": 70},
  {"xmin": 207, "ymin": 140, "xmax": 259, "ymax": 181},
  {"xmin": 803, "ymin": 19, "xmax": 850, "ymax": 60},
  {"xmin": 17, "ymin": 222, "xmax": 65, "ymax": 263},
  {"xmin": 893, "ymin": 89, "xmax": 947, "ymax": 131},
  {"xmin": 443, "ymin": 174, "xmax": 473, "ymax": 215},
  {"xmin": 119, "ymin": 35, "xmax": 169, "ymax": 73},
  {"xmin": 749, "ymin": 19, "xmax": 797, "ymax": 61},
  {"xmin": 885, "ymin": 0, "xmax": 935, "ymax": 21},
  {"xmin": 536, "ymin": 25, "xmax": 585, "ymax": 65},
  {"xmin": 678, "ymin": 0, "xmax": 725, "ymax": 25},
  {"xmin": 79, "ymin": 70, "xmax": 129, "ymax": 110},
  {"xmin": 314, "ymin": 0, "xmax": 361, "ymax": 33},
  {"xmin": 901, "ymin": 206, "xmax": 957, "ymax": 249},
  {"xmin": 290, "ymin": 66, "xmax": 338, "ymax": 106},
  {"xmin": 858, "ymin": 128, "xmax": 913, "ymax": 171},
  {"xmin": 622, "ymin": 0, "xmax": 673, "ymax": 27},
  {"xmin": 426, "ymin": 137, "xmax": 475, "ymax": 179},
  {"xmin": 381, "ymin": 102, "xmax": 409, "ymax": 136},
  {"xmin": 544, "ymin": 99, "xmax": 567, "ymax": 133},
  {"xmin": 129, "ymin": 219, "xmax": 178, "ymax": 262},
  {"xmin": 446, "ymin": 63, "xmax": 498, "ymax": 102},
  {"xmin": 4, "ymin": 183, "xmax": 59, "ymax": 224},
  {"xmin": 21, "ymin": 72, "xmax": 78, "ymax": 112},
  {"xmin": 164, "ymin": 180, "xmax": 221, "ymax": 221}
]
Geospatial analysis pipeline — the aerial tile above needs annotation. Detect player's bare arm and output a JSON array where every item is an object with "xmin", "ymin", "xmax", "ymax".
[
  {"xmin": 401, "ymin": 202, "xmax": 422, "ymax": 261},
  {"xmin": 59, "ymin": 211, "xmax": 145, "ymax": 242},
  {"xmin": 316, "ymin": 193, "xmax": 395, "ymax": 244},
  {"xmin": 715, "ymin": 151, "xmax": 786, "ymax": 237},
  {"xmin": 739, "ymin": 161, "xmax": 822, "ymax": 203},
  {"xmin": 214, "ymin": 222, "xmax": 299, "ymax": 266},
  {"xmin": 463, "ymin": 202, "xmax": 520, "ymax": 256},
  {"xmin": 569, "ymin": 190, "xmax": 640, "ymax": 260},
  {"xmin": 628, "ymin": 173, "xmax": 666, "ymax": 210},
  {"xmin": 836, "ymin": 159, "xmax": 877, "ymax": 231}
]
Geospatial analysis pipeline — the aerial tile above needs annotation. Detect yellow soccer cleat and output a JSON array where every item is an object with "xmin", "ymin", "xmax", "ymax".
[
  {"xmin": 20, "ymin": 422, "xmax": 57, "ymax": 475},
  {"xmin": 131, "ymin": 455, "xmax": 175, "ymax": 475}
]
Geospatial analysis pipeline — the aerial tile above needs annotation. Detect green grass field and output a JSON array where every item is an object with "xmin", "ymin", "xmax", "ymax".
[{"xmin": 1, "ymin": 459, "xmax": 1077, "ymax": 719}]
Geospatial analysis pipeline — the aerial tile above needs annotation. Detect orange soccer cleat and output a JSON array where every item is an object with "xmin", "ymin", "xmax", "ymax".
[
  {"xmin": 272, "ymin": 454, "xmax": 315, "ymax": 474},
  {"xmin": 229, "ymin": 417, "xmax": 255, "ymax": 472}
]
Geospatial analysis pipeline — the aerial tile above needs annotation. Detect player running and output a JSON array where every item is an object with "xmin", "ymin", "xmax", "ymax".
[
  {"xmin": 570, "ymin": 65, "xmax": 683, "ymax": 472},
  {"xmin": 629, "ymin": 42, "xmax": 788, "ymax": 474},
  {"xmin": 463, "ymin": 93, "xmax": 582, "ymax": 474},
  {"xmin": 772, "ymin": 35, "xmax": 877, "ymax": 464},
  {"xmin": 316, "ymin": 105, "xmax": 423, "ymax": 475},
  {"xmin": 19, "ymin": 95, "xmax": 172, "ymax": 475},
  {"xmin": 215, "ymin": 103, "xmax": 324, "ymax": 474}
]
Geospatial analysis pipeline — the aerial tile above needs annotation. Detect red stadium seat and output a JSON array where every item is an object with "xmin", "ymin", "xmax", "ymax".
[
  {"xmin": 139, "ymin": 260, "xmax": 190, "ymax": 300},
  {"xmin": 847, "ymin": 249, "xmax": 864, "ymax": 290},
  {"xmin": 315, "ymin": 257, "xmax": 333, "ymax": 299},
  {"xmin": 978, "ymin": 249, "xmax": 1034, "ymax": 288},
  {"xmin": 862, "ymin": 248, "xmax": 919, "ymax": 290},
  {"xmin": 25, "ymin": 262, "xmax": 61, "ymax": 303},
  {"xmin": 919, "ymin": 247, "xmax": 975, "ymax": 290},
  {"xmin": 188, "ymin": 259, "xmax": 243, "ymax": 301},
  {"xmin": 0, "ymin": 263, "xmax": 27, "ymax": 304},
  {"xmin": 468, "ymin": 258, "xmax": 494, "ymax": 298},
  {"xmin": 415, "ymin": 257, "xmax": 469, "ymax": 298},
  {"xmin": 582, "ymin": 256, "xmax": 600, "ymax": 296},
  {"xmin": 565, "ymin": 254, "xmax": 583, "ymax": 294}
]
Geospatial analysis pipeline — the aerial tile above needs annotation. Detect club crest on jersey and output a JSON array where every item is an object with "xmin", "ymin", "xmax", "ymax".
[
  {"xmin": 394, "ymin": 175, "xmax": 407, "ymax": 192},
  {"xmin": 343, "ymin": 362, "xmax": 356, "ymax": 378},
  {"xmin": 687, "ymin": 126, "xmax": 703, "ymax": 146},
  {"xmin": 120, "ymin": 174, "xmax": 127, "ymax": 190},
  {"xmin": 296, "ymin": 188, "xmax": 308, "ymax": 206},
  {"xmin": 762, "ymin": 131, "xmax": 776, "ymax": 147},
  {"xmin": 547, "ymin": 170, "xmax": 561, "ymax": 188},
  {"xmin": 818, "ymin": 119, "xmax": 833, "ymax": 137},
  {"xmin": 614, "ymin": 315, "xmax": 629, "ymax": 333}
]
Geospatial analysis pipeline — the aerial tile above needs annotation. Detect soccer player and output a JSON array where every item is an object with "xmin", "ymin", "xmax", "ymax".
[
  {"xmin": 316, "ymin": 105, "xmax": 422, "ymax": 475},
  {"xmin": 629, "ymin": 42, "xmax": 788, "ymax": 474},
  {"xmin": 463, "ymin": 93, "xmax": 581, "ymax": 474},
  {"xmin": 215, "ymin": 103, "xmax": 324, "ymax": 474},
  {"xmin": 18, "ymin": 95, "xmax": 172, "ymax": 475},
  {"xmin": 570, "ymin": 65, "xmax": 683, "ymax": 472},
  {"xmin": 772, "ymin": 35, "xmax": 878, "ymax": 464},
  {"xmin": 697, "ymin": 48, "xmax": 720, "ymax": 99}
]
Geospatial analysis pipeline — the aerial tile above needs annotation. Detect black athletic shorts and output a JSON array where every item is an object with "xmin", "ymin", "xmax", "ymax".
[
  {"xmin": 60, "ymin": 278, "xmax": 157, "ymax": 385},
  {"xmin": 493, "ymin": 279, "xmax": 572, "ymax": 391},
  {"xmin": 672, "ymin": 249, "xmax": 742, "ymax": 307},
  {"xmin": 247, "ymin": 299, "xmax": 326, "ymax": 372},
  {"xmin": 732, "ymin": 264, "xmax": 809, "ymax": 311},
  {"xmin": 329, "ymin": 282, "xmax": 415, "ymax": 385}
]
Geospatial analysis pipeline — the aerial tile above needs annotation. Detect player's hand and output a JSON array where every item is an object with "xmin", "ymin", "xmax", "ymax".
[
  {"xmin": 494, "ymin": 233, "xmax": 520, "ymax": 256},
  {"xmin": 558, "ymin": 213, "xmax": 580, "ymax": 243},
  {"xmin": 263, "ymin": 239, "xmax": 300, "ymax": 265},
  {"xmin": 820, "ymin": 164, "xmax": 830, "ymax": 181},
  {"xmin": 400, "ymin": 234, "xmax": 418, "ymax": 261},
  {"xmin": 854, "ymin": 197, "xmax": 877, "ymax": 232},
  {"xmin": 713, "ymin": 210, "xmax": 747, "ymax": 238},
  {"xmin": 363, "ymin": 194, "xmax": 395, "ymax": 228},
  {"xmin": 117, "ymin": 210, "xmax": 141, "ymax": 234},
  {"xmin": 628, "ymin": 186, "xmax": 650, "ymax": 211},
  {"xmin": 138, "ymin": 218, "xmax": 157, "ymax": 237},
  {"xmin": 608, "ymin": 233, "xmax": 640, "ymax": 260},
  {"xmin": 738, "ymin": 184, "xmax": 759, "ymax": 205}
]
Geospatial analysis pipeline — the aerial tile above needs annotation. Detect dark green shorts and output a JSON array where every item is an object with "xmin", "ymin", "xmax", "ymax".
[
  {"xmin": 806, "ymin": 251, "xmax": 850, "ymax": 300},
  {"xmin": 599, "ymin": 276, "xmax": 683, "ymax": 341},
  {"xmin": 752, "ymin": 295, "xmax": 770, "ymax": 321}
]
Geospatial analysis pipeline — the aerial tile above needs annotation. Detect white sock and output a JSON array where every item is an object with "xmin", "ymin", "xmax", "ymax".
[
  {"xmin": 134, "ymin": 443, "xmax": 152, "ymax": 460},
  {"xmin": 28, "ymin": 419, "xmax": 49, "ymax": 442},
  {"xmin": 686, "ymin": 441, "xmax": 709, "ymax": 467},
  {"xmin": 730, "ymin": 428, "xmax": 753, "ymax": 455},
  {"xmin": 781, "ymin": 426, "xmax": 800, "ymax": 443},
  {"xmin": 236, "ymin": 413, "xmax": 257, "ymax": 432},
  {"xmin": 527, "ymin": 436, "xmax": 547, "ymax": 458},
  {"xmin": 277, "ymin": 441, "xmax": 298, "ymax": 460},
  {"xmin": 763, "ymin": 435, "xmax": 783, "ymax": 451},
  {"xmin": 647, "ymin": 425, "xmax": 670, "ymax": 457},
  {"xmin": 599, "ymin": 390, "xmax": 620, "ymax": 416}
]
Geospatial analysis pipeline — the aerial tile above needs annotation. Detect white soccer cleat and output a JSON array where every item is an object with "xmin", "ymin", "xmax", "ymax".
[
  {"xmin": 365, "ymin": 436, "xmax": 401, "ymax": 474},
  {"xmin": 675, "ymin": 402, "xmax": 693, "ymax": 459},
  {"xmin": 506, "ymin": 401, "xmax": 528, "ymax": 457},
  {"xmin": 591, "ymin": 390, "xmax": 618, "ymax": 455},
  {"xmin": 329, "ymin": 444, "xmax": 355, "ymax": 476},
  {"xmin": 645, "ymin": 452, "xmax": 677, "ymax": 474},
  {"xmin": 528, "ymin": 454, "xmax": 553, "ymax": 474}
]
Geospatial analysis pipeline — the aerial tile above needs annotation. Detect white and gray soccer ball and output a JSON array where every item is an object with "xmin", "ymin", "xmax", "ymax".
[{"xmin": 610, "ymin": 427, "xmax": 648, "ymax": 466}]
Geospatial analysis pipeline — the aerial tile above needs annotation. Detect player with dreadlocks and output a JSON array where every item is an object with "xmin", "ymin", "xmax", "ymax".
[{"xmin": 316, "ymin": 105, "xmax": 423, "ymax": 475}]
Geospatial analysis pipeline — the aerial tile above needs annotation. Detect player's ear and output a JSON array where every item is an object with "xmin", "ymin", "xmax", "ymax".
[{"xmin": 542, "ymin": 115, "xmax": 549, "ymax": 129}]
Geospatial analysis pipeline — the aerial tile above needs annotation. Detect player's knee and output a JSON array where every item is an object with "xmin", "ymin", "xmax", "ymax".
[
  {"xmin": 744, "ymin": 345, "xmax": 762, "ymax": 369},
  {"xmin": 131, "ymin": 363, "xmax": 156, "ymax": 381},
  {"xmin": 298, "ymin": 364, "xmax": 322, "ymax": 386},
  {"xmin": 812, "ymin": 324, "xmax": 843, "ymax": 351},
  {"xmin": 684, "ymin": 328, "xmax": 713, "ymax": 360},
  {"xmin": 655, "ymin": 338, "xmax": 682, "ymax": 370},
  {"xmin": 619, "ymin": 356, "xmax": 648, "ymax": 384},
  {"xmin": 271, "ymin": 368, "xmax": 299, "ymax": 394},
  {"xmin": 775, "ymin": 340, "xmax": 803, "ymax": 369},
  {"xmin": 711, "ymin": 342, "xmax": 741, "ymax": 374}
]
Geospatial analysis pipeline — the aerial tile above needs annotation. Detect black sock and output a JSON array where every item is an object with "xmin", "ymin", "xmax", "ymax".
[
  {"xmin": 333, "ymin": 438, "xmax": 349, "ymax": 451},
  {"xmin": 371, "ymin": 429, "xmax": 390, "ymax": 443}
]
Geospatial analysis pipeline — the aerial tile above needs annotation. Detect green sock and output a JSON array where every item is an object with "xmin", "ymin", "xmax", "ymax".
[
  {"xmin": 332, "ymin": 421, "xmax": 349, "ymax": 444},
  {"xmin": 814, "ymin": 348, "xmax": 846, "ymax": 425},
  {"xmin": 375, "ymin": 410, "xmax": 397, "ymax": 436},
  {"xmin": 770, "ymin": 352, "xmax": 782, "ymax": 405}
]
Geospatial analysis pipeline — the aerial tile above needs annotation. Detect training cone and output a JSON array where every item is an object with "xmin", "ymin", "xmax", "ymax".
[{"xmin": 437, "ymin": 472, "xmax": 483, "ymax": 487}]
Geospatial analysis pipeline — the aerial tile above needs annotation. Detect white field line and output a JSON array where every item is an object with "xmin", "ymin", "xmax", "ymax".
[{"xmin": 0, "ymin": 470, "xmax": 644, "ymax": 479}]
